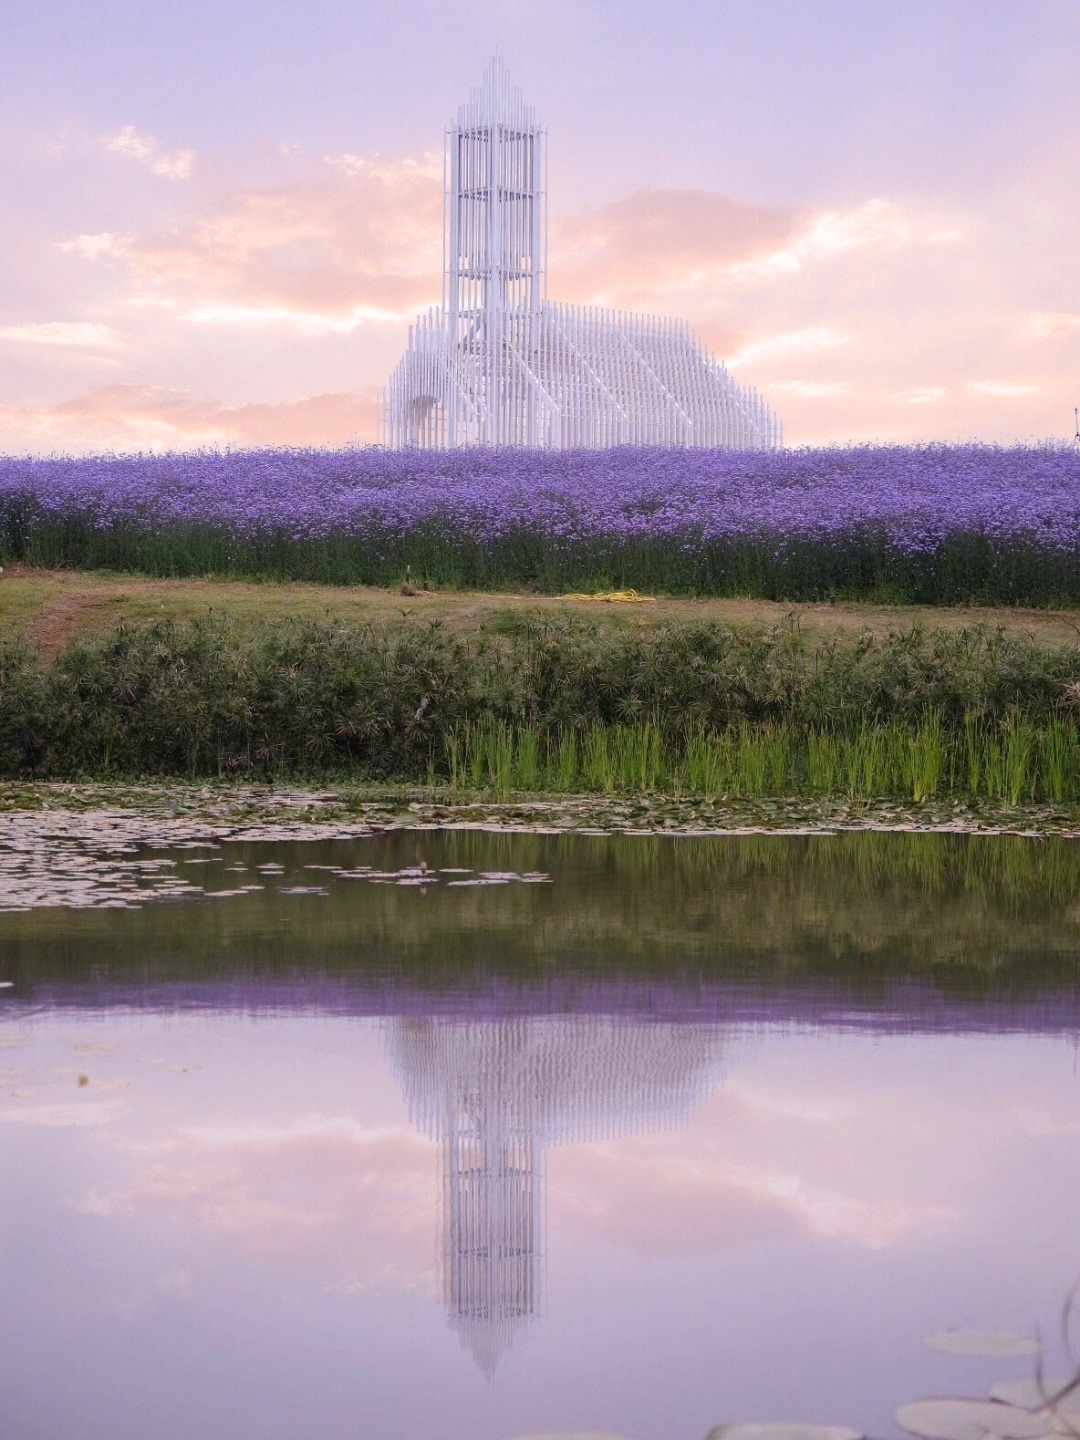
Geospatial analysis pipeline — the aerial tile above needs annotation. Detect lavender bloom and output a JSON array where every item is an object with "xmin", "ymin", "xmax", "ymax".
[{"xmin": 1, "ymin": 444, "xmax": 1078, "ymax": 602}]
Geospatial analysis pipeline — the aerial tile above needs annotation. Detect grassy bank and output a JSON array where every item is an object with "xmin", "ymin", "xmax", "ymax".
[
  {"xmin": 6, "ymin": 611, "xmax": 1080, "ymax": 803},
  {"xmin": 8, "ymin": 567, "xmax": 1080, "ymax": 654}
]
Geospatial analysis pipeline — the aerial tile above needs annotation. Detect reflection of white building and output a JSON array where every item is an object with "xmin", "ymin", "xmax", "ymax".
[
  {"xmin": 387, "ymin": 1015, "xmax": 724, "ymax": 1375},
  {"xmin": 383, "ymin": 58, "xmax": 782, "ymax": 450}
]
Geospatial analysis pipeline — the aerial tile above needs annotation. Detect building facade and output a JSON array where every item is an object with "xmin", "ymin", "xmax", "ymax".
[{"xmin": 383, "ymin": 58, "xmax": 782, "ymax": 450}]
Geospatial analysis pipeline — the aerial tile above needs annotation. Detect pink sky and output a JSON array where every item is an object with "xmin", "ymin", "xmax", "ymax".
[{"xmin": 1, "ymin": 0, "xmax": 1077, "ymax": 452}]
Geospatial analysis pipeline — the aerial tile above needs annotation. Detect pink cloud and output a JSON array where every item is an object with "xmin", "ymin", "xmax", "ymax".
[
  {"xmin": 549, "ymin": 188, "xmax": 800, "ymax": 320},
  {"xmin": 5, "ymin": 136, "xmax": 1072, "ymax": 449},
  {"xmin": 61, "ymin": 153, "xmax": 444, "ymax": 325},
  {"xmin": 0, "ymin": 321, "xmax": 122, "ymax": 349},
  {"xmin": 0, "ymin": 384, "xmax": 382, "ymax": 451}
]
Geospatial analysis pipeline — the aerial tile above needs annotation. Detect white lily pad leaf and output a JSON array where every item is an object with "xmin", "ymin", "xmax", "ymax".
[
  {"xmin": 706, "ymin": 1427, "xmax": 864, "ymax": 1440},
  {"xmin": 989, "ymin": 1381, "xmax": 1077, "ymax": 1411},
  {"xmin": 924, "ymin": 1331, "xmax": 1041, "ymax": 1358},
  {"xmin": 896, "ymin": 1398, "xmax": 1053, "ymax": 1440}
]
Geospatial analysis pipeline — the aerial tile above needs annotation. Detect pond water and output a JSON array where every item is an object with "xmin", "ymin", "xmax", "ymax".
[{"xmin": 2, "ymin": 829, "xmax": 1080, "ymax": 1440}]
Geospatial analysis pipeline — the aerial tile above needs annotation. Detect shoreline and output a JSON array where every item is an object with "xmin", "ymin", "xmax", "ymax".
[{"xmin": 4, "ymin": 780, "xmax": 1080, "ymax": 841}]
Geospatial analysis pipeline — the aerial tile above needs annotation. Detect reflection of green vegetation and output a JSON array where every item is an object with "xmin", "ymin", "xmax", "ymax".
[{"xmin": 5, "ymin": 830, "xmax": 1080, "ymax": 1001}]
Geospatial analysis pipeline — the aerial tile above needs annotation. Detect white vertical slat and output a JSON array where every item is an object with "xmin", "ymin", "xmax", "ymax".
[{"xmin": 386, "ymin": 59, "xmax": 782, "ymax": 451}]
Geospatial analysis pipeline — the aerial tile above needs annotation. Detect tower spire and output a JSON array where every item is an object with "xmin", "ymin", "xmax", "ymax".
[{"xmin": 444, "ymin": 57, "xmax": 546, "ymax": 323}]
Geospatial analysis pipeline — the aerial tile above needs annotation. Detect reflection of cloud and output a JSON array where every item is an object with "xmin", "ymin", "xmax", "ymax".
[
  {"xmin": 76, "ymin": 1117, "xmax": 438, "ymax": 1295},
  {"xmin": 1012, "ymin": 1105, "xmax": 1080, "ymax": 1137},
  {"xmin": 0, "ymin": 1100, "xmax": 119, "ymax": 1126},
  {"xmin": 551, "ymin": 1076, "xmax": 963, "ymax": 1257},
  {"xmin": 551, "ymin": 1143, "xmax": 953, "ymax": 1253}
]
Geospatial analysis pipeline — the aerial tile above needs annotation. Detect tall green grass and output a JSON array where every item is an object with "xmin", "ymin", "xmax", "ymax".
[
  {"xmin": 5, "ymin": 612, "xmax": 1080, "ymax": 802},
  {"xmin": 442, "ymin": 712, "xmax": 1080, "ymax": 804}
]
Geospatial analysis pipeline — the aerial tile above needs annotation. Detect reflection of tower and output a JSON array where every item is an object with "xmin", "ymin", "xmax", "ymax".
[{"xmin": 387, "ymin": 1016, "xmax": 725, "ymax": 1375}]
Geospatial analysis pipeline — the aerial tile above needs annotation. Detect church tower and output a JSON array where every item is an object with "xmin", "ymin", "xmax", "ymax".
[
  {"xmin": 445, "ymin": 56, "xmax": 546, "ymax": 326},
  {"xmin": 384, "ymin": 60, "xmax": 782, "ymax": 450}
]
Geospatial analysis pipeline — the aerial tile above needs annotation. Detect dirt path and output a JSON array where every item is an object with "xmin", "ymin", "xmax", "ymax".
[{"xmin": 5, "ymin": 564, "xmax": 1080, "ymax": 649}]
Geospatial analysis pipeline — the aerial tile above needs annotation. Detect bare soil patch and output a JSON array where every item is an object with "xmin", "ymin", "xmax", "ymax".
[{"xmin": 5, "ymin": 565, "xmax": 1080, "ymax": 649}]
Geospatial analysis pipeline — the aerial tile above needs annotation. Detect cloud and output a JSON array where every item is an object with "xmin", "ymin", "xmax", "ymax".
[
  {"xmin": 59, "ymin": 153, "xmax": 444, "ymax": 329},
  {"xmin": 10, "ymin": 135, "xmax": 1072, "ymax": 448},
  {"xmin": 727, "ymin": 199, "xmax": 960, "ymax": 282},
  {"xmin": 727, "ymin": 327, "xmax": 850, "ymax": 369},
  {"xmin": 898, "ymin": 387, "xmax": 947, "ymax": 405},
  {"xmin": 181, "ymin": 301, "xmax": 409, "ymax": 332},
  {"xmin": 768, "ymin": 380, "xmax": 851, "ymax": 399},
  {"xmin": 1023, "ymin": 311, "xmax": 1080, "ymax": 341},
  {"xmin": 56, "ymin": 233, "xmax": 132, "ymax": 261},
  {"xmin": 550, "ymin": 187, "xmax": 800, "ymax": 305},
  {"xmin": 0, "ymin": 321, "xmax": 122, "ymax": 349},
  {"xmin": 969, "ymin": 380, "xmax": 1041, "ymax": 397},
  {"xmin": 0, "ymin": 384, "xmax": 382, "ymax": 452},
  {"xmin": 549, "ymin": 193, "xmax": 957, "ymax": 313},
  {"xmin": 98, "ymin": 125, "xmax": 194, "ymax": 180}
]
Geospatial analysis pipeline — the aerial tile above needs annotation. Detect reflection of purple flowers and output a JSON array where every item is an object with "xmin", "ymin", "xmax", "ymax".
[{"xmin": 2, "ymin": 444, "xmax": 1079, "ymax": 598}]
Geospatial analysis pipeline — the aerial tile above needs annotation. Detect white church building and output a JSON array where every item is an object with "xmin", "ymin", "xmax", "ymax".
[{"xmin": 383, "ymin": 59, "xmax": 782, "ymax": 450}]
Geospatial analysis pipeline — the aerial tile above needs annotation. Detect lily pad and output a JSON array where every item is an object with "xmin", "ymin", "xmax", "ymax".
[
  {"xmin": 896, "ymin": 1398, "xmax": 1053, "ymax": 1440},
  {"xmin": 924, "ymin": 1331, "xmax": 1041, "ymax": 1358},
  {"xmin": 989, "ymin": 1381, "xmax": 1080, "ymax": 1414}
]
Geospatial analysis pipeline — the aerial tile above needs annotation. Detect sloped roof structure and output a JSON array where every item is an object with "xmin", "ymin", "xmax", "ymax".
[{"xmin": 383, "ymin": 58, "xmax": 782, "ymax": 449}]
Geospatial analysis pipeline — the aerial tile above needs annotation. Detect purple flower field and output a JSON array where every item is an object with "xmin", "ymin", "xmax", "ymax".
[{"xmin": 1, "ymin": 443, "xmax": 1078, "ymax": 603}]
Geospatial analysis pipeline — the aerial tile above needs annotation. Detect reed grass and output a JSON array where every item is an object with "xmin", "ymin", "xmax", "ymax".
[
  {"xmin": 443, "ymin": 712, "xmax": 1080, "ymax": 806},
  {"xmin": 5, "ymin": 612, "xmax": 1080, "ymax": 803}
]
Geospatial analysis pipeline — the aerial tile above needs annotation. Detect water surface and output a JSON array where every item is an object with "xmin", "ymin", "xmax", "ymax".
[{"xmin": 2, "ymin": 831, "xmax": 1079, "ymax": 1440}]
